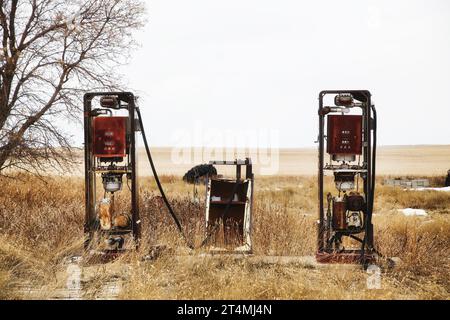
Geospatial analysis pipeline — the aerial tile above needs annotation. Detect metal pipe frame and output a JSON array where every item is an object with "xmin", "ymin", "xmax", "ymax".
[
  {"xmin": 83, "ymin": 92, "xmax": 140, "ymax": 250},
  {"xmin": 317, "ymin": 90, "xmax": 375, "ymax": 264}
]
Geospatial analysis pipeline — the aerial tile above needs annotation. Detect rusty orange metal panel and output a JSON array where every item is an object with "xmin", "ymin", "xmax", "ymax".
[
  {"xmin": 93, "ymin": 116, "xmax": 127, "ymax": 158},
  {"xmin": 332, "ymin": 199, "xmax": 347, "ymax": 230}
]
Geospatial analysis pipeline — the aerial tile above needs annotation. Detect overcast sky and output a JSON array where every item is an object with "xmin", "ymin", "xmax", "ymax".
[{"xmin": 99, "ymin": 0, "xmax": 450, "ymax": 148}]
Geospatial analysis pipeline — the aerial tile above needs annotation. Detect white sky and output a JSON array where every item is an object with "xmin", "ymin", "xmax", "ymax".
[{"xmin": 83, "ymin": 0, "xmax": 450, "ymax": 148}]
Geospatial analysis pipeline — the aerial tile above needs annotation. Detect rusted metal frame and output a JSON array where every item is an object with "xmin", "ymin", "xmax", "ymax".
[
  {"xmin": 83, "ymin": 94, "xmax": 95, "ymax": 249},
  {"xmin": 245, "ymin": 158, "xmax": 253, "ymax": 180},
  {"xmin": 362, "ymin": 93, "xmax": 374, "ymax": 252},
  {"xmin": 83, "ymin": 92, "xmax": 141, "ymax": 250},
  {"xmin": 206, "ymin": 158, "xmax": 254, "ymax": 251},
  {"xmin": 128, "ymin": 95, "xmax": 141, "ymax": 246},
  {"xmin": 318, "ymin": 92, "xmax": 325, "ymax": 252},
  {"xmin": 316, "ymin": 251, "xmax": 376, "ymax": 264},
  {"xmin": 248, "ymin": 162, "xmax": 254, "ymax": 251},
  {"xmin": 317, "ymin": 90, "xmax": 375, "ymax": 262},
  {"xmin": 244, "ymin": 158, "xmax": 254, "ymax": 251}
]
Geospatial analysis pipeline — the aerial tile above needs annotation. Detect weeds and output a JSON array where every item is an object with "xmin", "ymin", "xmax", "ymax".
[{"xmin": 0, "ymin": 174, "xmax": 449, "ymax": 299}]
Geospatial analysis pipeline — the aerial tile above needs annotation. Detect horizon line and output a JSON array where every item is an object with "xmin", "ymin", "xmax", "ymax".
[{"xmin": 71, "ymin": 143, "xmax": 450, "ymax": 149}]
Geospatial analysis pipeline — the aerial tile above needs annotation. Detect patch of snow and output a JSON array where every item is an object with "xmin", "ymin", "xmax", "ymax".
[
  {"xmin": 408, "ymin": 187, "xmax": 450, "ymax": 192},
  {"xmin": 399, "ymin": 208, "xmax": 428, "ymax": 217}
]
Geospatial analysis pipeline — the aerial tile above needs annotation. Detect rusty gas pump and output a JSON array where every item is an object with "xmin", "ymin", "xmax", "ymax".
[
  {"xmin": 316, "ymin": 90, "xmax": 378, "ymax": 265},
  {"xmin": 83, "ymin": 92, "xmax": 140, "ymax": 253}
]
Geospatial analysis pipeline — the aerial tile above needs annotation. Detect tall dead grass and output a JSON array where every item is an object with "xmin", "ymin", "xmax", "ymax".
[{"xmin": 0, "ymin": 174, "xmax": 449, "ymax": 299}]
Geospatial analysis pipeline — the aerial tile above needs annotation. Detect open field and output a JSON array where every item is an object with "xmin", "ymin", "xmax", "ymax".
[
  {"xmin": 0, "ymin": 169, "xmax": 449, "ymax": 299},
  {"xmin": 137, "ymin": 145, "xmax": 450, "ymax": 176},
  {"xmin": 64, "ymin": 145, "xmax": 450, "ymax": 177}
]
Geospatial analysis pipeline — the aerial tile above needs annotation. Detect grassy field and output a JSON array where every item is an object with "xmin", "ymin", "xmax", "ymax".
[
  {"xmin": 62, "ymin": 145, "xmax": 450, "ymax": 177},
  {"xmin": 0, "ymin": 171, "xmax": 449, "ymax": 300}
]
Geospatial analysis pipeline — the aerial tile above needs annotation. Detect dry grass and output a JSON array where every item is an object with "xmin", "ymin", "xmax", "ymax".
[{"xmin": 0, "ymin": 173, "xmax": 449, "ymax": 300}]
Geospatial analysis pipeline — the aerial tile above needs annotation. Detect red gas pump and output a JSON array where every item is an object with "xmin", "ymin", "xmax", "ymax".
[
  {"xmin": 83, "ymin": 92, "xmax": 141, "ymax": 255},
  {"xmin": 316, "ymin": 90, "xmax": 378, "ymax": 266}
]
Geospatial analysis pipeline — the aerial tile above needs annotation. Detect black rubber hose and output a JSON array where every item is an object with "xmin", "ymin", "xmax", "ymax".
[
  {"xmin": 136, "ymin": 107, "xmax": 248, "ymax": 250},
  {"xmin": 135, "ymin": 107, "xmax": 194, "ymax": 249}
]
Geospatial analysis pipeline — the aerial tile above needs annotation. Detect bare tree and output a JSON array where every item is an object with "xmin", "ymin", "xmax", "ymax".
[{"xmin": 0, "ymin": 0, "xmax": 145, "ymax": 176}]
